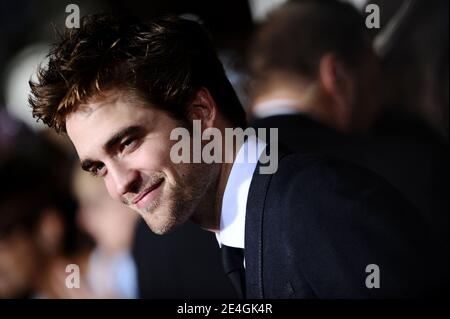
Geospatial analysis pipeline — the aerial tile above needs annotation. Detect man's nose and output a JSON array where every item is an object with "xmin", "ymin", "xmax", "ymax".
[{"xmin": 109, "ymin": 163, "xmax": 140, "ymax": 196}]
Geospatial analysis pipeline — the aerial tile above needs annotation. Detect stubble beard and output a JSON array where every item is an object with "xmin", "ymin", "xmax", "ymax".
[{"xmin": 138, "ymin": 162, "xmax": 219, "ymax": 235}]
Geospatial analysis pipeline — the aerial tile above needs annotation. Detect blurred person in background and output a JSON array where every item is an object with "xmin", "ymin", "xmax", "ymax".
[
  {"xmin": 248, "ymin": 0, "xmax": 447, "ymax": 247},
  {"xmin": 0, "ymin": 133, "xmax": 93, "ymax": 298},
  {"xmin": 249, "ymin": 0, "xmax": 380, "ymax": 137},
  {"xmin": 0, "ymin": 108, "xmax": 36, "ymax": 164},
  {"xmin": 248, "ymin": 0, "xmax": 385, "ymax": 199},
  {"xmin": 367, "ymin": 0, "xmax": 449, "ymax": 236},
  {"xmin": 372, "ymin": 0, "xmax": 448, "ymax": 141},
  {"xmin": 73, "ymin": 167, "xmax": 139, "ymax": 298}
]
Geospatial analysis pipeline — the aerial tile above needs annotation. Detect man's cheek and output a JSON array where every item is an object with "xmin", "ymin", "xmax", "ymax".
[
  {"xmin": 104, "ymin": 177, "xmax": 120, "ymax": 202},
  {"xmin": 136, "ymin": 161, "xmax": 165, "ymax": 172}
]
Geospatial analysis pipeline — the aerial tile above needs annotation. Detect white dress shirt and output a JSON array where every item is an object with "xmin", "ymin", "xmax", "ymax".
[
  {"xmin": 215, "ymin": 134, "xmax": 267, "ymax": 249},
  {"xmin": 252, "ymin": 98, "xmax": 302, "ymax": 118}
]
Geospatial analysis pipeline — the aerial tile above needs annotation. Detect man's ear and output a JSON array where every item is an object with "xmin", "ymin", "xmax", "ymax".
[
  {"xmin": 319, "ymin": 53, "xmax": 355, "ymax": 129},
  {"xmin": 187, "ymin": 88, "xmax": 218, "ymax": 128}
]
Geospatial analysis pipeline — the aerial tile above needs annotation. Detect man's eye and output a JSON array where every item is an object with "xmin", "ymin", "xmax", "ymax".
[
  {"xmin": 121, "ymin": 138, "xmax": 137, "ymax": 152},
  {"xmin": 90, "ymin": 164, "xmax": 105, "ymax": 176}
]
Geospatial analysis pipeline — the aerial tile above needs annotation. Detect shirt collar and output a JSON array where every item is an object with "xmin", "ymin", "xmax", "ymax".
[
  {"xmin": 253, "ymin": 98, "xmax": 302, "ymax": 118},
  {"xmin": 215, "ymin": 134, "xmax": 267, "ymax": 249}
]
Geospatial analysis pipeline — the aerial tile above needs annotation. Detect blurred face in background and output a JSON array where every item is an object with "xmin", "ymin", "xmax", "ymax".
[
  {"xmin": 0, "ymin": 230, "xmax": 39, "ymax": 298},
  {"xmin": 74, "ymin": 168, "xmax": 138, "ymax": 254},
  {"xmin": 0, "ymin": 202, "xmax": 64, "ymax": 298}
]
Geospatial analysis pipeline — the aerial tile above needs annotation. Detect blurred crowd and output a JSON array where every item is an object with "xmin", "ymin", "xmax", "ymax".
[{"xmin": 0, "ymin": 0, "xmax": 448, "ymax": 298}]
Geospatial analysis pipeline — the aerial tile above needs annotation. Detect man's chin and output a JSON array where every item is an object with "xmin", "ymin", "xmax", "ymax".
[
  {"xmin": 143, "ymin": 217, "xmax": 178, "ymax": 235},
  {"xmin": 138, "ymin": 206, "xmax": 179, "ymax": 235}
]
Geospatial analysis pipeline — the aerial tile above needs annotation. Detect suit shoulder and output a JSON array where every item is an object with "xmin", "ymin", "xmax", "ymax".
[
  {"xmin": 272, "ymin": 152, "xmax": 395, "ymax": 194},
  {"xmin": 259, "ymin": 153, "xmax": 429, "ymax": 297},
  {"xmin": 262, "ymin": 151, "xmax": 421, "ymax": 240}
]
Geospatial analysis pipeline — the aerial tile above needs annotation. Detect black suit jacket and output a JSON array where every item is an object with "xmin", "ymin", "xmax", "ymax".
[
  {"xmin": 250, "ymin": 114, "xmax": 448, "ymax": 297},
  {"xmin": 251, "ymin": 113, "xmax": 449, "ymax": 219},
  {"xmin": 244, "ymin": 147, "xmax": 443, "ymax": 298}
]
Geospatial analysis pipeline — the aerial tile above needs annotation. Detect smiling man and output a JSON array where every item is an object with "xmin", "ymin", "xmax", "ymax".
[
  {"xmin": 66, "ymin": 89, "xmax": 216, "ymax": 235},
  {"xmin": 29, "ymin": 14, "xmax": 444, "ymax": 298}
]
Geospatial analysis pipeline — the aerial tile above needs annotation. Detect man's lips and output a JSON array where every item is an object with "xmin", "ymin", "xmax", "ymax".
[{"xmin": 132, "ymin": 179, "xmax": 164, "ymax": 206}]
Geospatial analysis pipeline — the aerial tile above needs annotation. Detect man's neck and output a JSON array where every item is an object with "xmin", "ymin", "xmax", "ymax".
[
  {"xmin": 190, "ymin": 134, "xmax": 245, "ymax": 233},
  {"xmin": 252, "ymin": 84, "xmax": 350, "ymax": 133}
]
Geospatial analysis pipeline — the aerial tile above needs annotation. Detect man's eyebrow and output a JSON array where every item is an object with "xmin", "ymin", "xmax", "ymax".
[
  {"xmin": 103, "ymin": 125, "xmax": 144, "ymax": 153},
  {"xmin": 79, "ymin": 125, "xmax": 145, "ymax": 172}
]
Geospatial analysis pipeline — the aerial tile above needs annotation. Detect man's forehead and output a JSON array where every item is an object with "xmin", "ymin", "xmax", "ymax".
[
  {"xmin": 74, "ymin": 90, "xmax": 125, "ymax": 117},
  {"xmin": 67, "ymin": 91, "xmax": 160, "ymax": 162},
  {"xmin": 67, "ymin": 90, "xmax": 145, "ymax": 129},
  {"xmin": 66, "ymin": 93, "xmax": 137, "ymax": 157}
]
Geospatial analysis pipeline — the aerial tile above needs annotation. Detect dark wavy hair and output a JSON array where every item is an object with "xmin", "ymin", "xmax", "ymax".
[{"xmin": 29, "ymin": 14, "xmax": 247, "ymax": 133}]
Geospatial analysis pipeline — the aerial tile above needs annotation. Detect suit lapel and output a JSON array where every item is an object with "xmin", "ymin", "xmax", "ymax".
[
  {"xmin": 245, "ymin": 165, "xmax": 271, "ymax": 299},
  {"xmin": 245, "ymin": 144, "xmax": 290, "ymax": 298}
]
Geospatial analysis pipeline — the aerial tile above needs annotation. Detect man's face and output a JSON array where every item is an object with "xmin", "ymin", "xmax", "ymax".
[{"xmin": 66, "ymin": 90, "xmax": 217, "ymax": 234}]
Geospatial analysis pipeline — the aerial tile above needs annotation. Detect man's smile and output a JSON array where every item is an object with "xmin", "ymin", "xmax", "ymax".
[{"xmin": 132, "ymin": 178, "xmax": 164, "ymax": 209}]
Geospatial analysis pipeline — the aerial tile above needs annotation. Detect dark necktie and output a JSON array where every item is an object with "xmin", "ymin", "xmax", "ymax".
[{"xmin": 221, "ymin": 245, "xmax": 246, "ymax": 299}]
